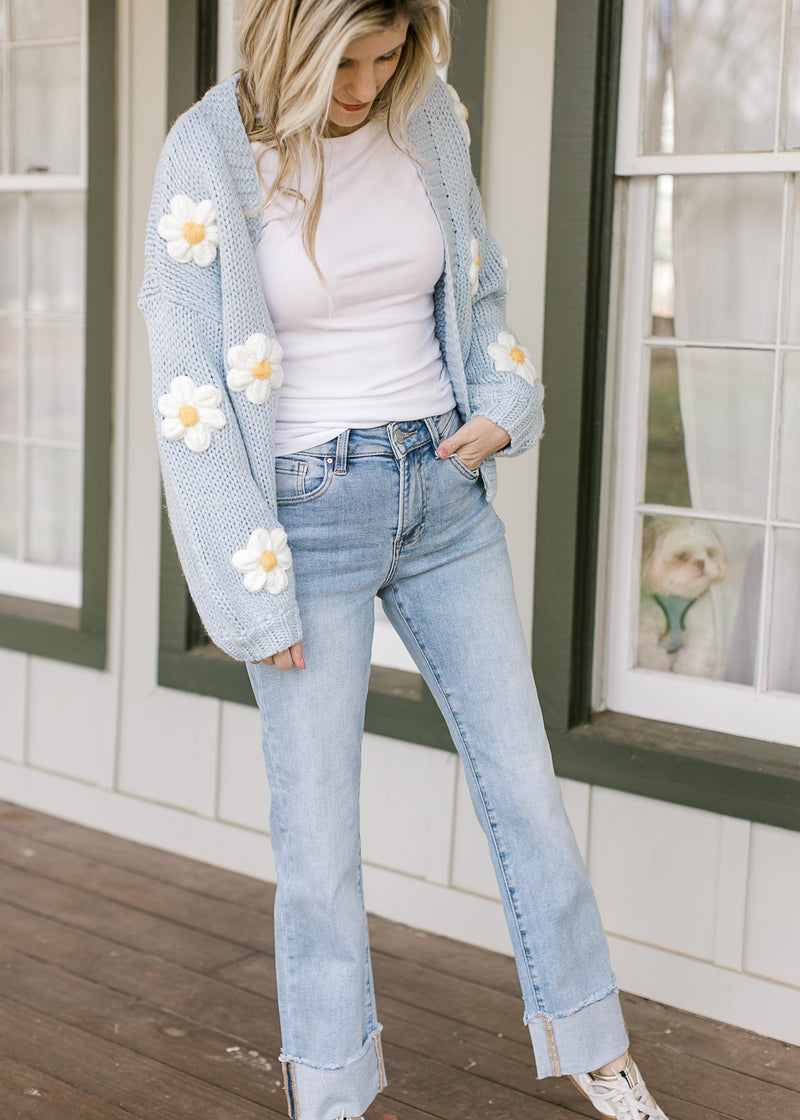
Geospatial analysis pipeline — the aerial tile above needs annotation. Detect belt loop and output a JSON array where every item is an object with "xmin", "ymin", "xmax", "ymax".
[
  {"xmin": 423, "ymin": 413, "xmax": 442, "ymax": 448},
  {"xmin": 334, "ymin": 428, "xmax": 350, "ymax": 475}
]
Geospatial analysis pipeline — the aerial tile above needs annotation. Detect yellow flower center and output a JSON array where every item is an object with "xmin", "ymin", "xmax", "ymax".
[
  {"xmin": 510, "ymin": 346, "xmax": 525, "ymax": 365},
  {"xmin": 252, "ymin": 360, "xmax": 272, "ymax": 380},
  {"xmin": 260, "ymin": 550, "xmax": 277, "ymax": 572},
  {"xmin": 179, "ymin": 404, "xmax": 199, "ymax": 427},
  {"xmin": 182, "ymin": 221, "xmax": 206, "ymax": 245}
]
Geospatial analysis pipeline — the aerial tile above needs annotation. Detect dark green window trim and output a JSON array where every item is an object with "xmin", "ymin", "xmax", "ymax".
[
  {"xmin": 534, "ymin": 0, "xmax": 800, "ymax": 833},
  {"xmin": 0, "ymin": 0, "xmax": 115, "ymax": 670}
]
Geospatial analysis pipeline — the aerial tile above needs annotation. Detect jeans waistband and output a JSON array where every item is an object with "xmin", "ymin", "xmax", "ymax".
[{"xmin": 293, "ymin": 407, "xmax": 458, "ymax": 475}]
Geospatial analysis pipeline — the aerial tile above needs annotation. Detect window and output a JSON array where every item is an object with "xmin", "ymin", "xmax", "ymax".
[
  {"xmin": 0, "ymin": 0, "xmax": 86, "ymax": 606},
  {"xmin": 600, "ymin": 0, "xmax": 800, "ymax": 748},
  {"xmin": 158, "ymin": 0, "xmax": 486, "ymax": 740},
  {"xmin": 533, "ymin": 0, "xmax": 800, "ymax": 832},
  {"xmin": 0, "ymin": 0, "xmax": 114, "ymax": 667}
]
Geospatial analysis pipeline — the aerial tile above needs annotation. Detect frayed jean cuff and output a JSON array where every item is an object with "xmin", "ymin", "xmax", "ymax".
[
  {"xmin": 526, "ymin": 986, "xmax": 629, "ymax": 1078},
  {"xmin": 280, "ymin": 1026, "xmax": 387, "ymax": 1120}
]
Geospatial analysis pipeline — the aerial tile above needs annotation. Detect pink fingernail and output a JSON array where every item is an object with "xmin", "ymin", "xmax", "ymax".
[
  {"xmin": 437, "ymin": 445, "xmax": 449, "ymax": 458},
  {"xmin": 300, "ymin": 658, "xmax": 306, "ymax": 669}
]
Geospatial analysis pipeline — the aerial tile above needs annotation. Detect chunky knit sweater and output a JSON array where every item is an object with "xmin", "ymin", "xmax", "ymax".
[{"xmin": 139, "ymin": 74, "xmax": 544, "ymax": 662}]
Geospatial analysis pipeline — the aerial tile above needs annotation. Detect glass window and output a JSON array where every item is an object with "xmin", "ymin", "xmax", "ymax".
[
  {"xmin": 643, "ymin": 0, "xmax": 783, "ymax": 155},
  {"xmin": 603, "ymin": 0, "xmax": 800, "ymax": 749},
  {"xmin": 0, "ymin": 2, "xmax": 86, "ymax": 607}
]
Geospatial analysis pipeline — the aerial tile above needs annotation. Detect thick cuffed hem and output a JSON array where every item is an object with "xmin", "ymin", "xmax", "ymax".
[
  {"xmin": 526, "ymin": 986, "xmax": 629, "ymax": 1079},
  {"xmin": 280, "ymin": 1027, "xmax": 387, "ymax": 1120}
]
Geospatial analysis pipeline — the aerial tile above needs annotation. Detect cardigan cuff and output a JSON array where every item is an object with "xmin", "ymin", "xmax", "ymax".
[
  {"xmin": 209, "ymin": 602, "xmax": 303, "ymax": 662},
  {"xmin": 473, "ymin": 377, "xmax": 544, "ymax": 458}
]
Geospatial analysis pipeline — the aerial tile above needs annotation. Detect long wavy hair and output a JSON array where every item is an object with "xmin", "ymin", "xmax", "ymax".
[{"xmin": 237, "ymin": 0, "xmax": 450, "ymax": 280}]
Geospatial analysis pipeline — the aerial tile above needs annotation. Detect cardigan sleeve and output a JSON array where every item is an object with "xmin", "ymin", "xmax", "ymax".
[
  {"xmin": 465, "ymin": 173, "xmax": 545, "ymax": 457},
  {"xmin": 437, "ymin": 80, "xmax": 544, "ymax": 457},
  {"xmin": 138, "ymin": 117, "xmax": 302, "ymax": 662}
]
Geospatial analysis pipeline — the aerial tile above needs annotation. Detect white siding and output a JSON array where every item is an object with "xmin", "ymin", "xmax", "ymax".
[
  {"xmin": 218, "ymin": 700, "xmax": 270, "ymax": 832},
  {"xmin": 27, "ymin": 658, "xmax": 117, "ymax": 786},
  {"xmin": 1, "ymin": 0, "xmax": 799, "ymax": 1052},
  {"xmin": 0, "ymin": 648, "xmax": 27, "ymax": 763}
]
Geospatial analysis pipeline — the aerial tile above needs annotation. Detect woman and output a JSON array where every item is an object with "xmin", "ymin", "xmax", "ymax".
[{"xmin": 140, "ymin": 2, "xmax": 669, "ymax": 1118}]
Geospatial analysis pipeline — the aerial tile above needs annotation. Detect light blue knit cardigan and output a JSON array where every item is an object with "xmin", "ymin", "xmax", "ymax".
[{"xmin": 139, "ymin": 74, "xmax": 544, "ymax": 662}]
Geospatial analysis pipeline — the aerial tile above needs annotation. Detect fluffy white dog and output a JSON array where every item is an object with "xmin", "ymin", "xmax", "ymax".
[{"xmin": 637, "ymin": 516, "xmax": 729, "ymax": 677}]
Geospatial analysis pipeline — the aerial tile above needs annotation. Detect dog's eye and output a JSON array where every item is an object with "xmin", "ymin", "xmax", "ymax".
[{"xmin": 676, "ymin": 551, "xmax": 689, "ymax": 562}]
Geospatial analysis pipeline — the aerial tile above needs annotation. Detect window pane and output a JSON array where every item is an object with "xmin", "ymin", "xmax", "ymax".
[
  {"xmin": 644, "ymin": 0, "xmax": 782, "ymax": 155},
  {"xmin": 27, "ymin": 321, "xmax": 84, "ymax": 442},
  {"xmin": 645, "ymin": 348, "xmax": 691, "ymax": 508},
  {"xmin": 647, "ymin": 347, "xmax": 773, "ymax": 518},
  {"xmin": 0, "ymin": 195, "xmax": 21, "ymax": 311},
  {"xmin": 637, "ymin": 515, "xmax": 763, "ymax": 685},
  {"xmin": 788, "ymin": 3, "xmax": 800, "ymax": 151},
  {"xmin": 778, "ymin": 355, "xmax": 800, "ymax": 521},
  {"xmin": 29, "ymin": 193, "xmax": 85, "ymax": 314},
  {"xmin": 651, "ymin": 176, "xmax": 674, "ymax": 331},
  {"xmin": 10, "ymin": 0, "xmax": 82, "ymax": 40},
  {"xmin": 27, "ymin": 445, "xmax": 82, "ymax": 567},
  {"xmin": 668, "ymin": 175, "xmax": 782, "ymax": 343},
  {"xmin": 768, "ymin": 530, "xmax": 800, "ymax": 693},
  {"xmin": 0, "ymin": 442, "xmax": 17, "ymax": 556},
  {"xmin": 0, "ymin": 320, "xmax": 20, "ymax": 436},
  {"xmin": 10, "ymin": 45, "xmax": 82, "ymax": 175},
  {"xmin": 786, "ymin": 176, "xmax": 800, "ymax": 342}
]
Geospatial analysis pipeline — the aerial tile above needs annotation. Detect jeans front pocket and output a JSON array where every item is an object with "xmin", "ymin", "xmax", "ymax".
[
  {"xmin": 450, "ymin": 452, "xmax": 480, "ymax": 481},
  {"xmin": 275, "ymin": 453, "xmax": 334, "ymax": 505}
]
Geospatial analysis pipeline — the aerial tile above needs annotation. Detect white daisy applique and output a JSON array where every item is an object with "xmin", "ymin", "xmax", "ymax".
[
  {"xmin": 158, "ymin": 376, "xmax": 226, "ymax": 452},
  {"xmin": 226, "ymin": 333, "xmax": 285, "ymax": 406},
  {"xmin": 488, "ymin": 331, "xmax": 537, "ymax": 386},
  {"xmin": 231, "ymin": 528, "xmax": 292, "ymax": 595},
  {"xmin": 469, "ymin": 237, "xmax": 482, "ymax": 297},
  {"xmin": 158, "ymin": 195, "xmax": 220, "ymax": 267},
  {"xmin": 447, "ymin": 84, "xmax": 471, "ymax": 146}
]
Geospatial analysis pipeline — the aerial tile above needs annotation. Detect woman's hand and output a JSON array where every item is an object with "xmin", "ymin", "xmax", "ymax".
[
  {"xmin": 435, "ymin": 415, "xmax": 510, "ymax": 472},
  {"xmin": 251, "ymin": 641, "xmax": 305, "ymax": 671}
]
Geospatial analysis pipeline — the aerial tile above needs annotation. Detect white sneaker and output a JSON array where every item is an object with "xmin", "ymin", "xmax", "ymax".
[{"xmin": 571, "ymin": 1057, "xmax": 669, "ymax": 1120}]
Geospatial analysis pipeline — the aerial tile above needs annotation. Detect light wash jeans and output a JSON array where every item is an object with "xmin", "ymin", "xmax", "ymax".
[{"xmin": 246, "ymin": 407, "xmax": 628, "ymax": 1120}]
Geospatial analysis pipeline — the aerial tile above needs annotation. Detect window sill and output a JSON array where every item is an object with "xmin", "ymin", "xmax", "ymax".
[
  {"xmin": 0, "ymin": 595, "xmax": 105, "ymax": 669},
  {"xmin": 157, "ymin": 647, "xmax": 453, "ymax": 749},
  {"xmin": 549, "ymin": 710, "xmax": 800, "ymax": 833}
]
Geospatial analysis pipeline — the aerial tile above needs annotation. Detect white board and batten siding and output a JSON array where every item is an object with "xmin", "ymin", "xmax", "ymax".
[{"xmin": 1, "ymin": 0, "xmax": 799, "ymax": 1050}]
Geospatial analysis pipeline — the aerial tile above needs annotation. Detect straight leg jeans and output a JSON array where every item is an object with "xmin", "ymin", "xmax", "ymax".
[{"xmin": 246, "ymin": 408, "xmax": 628, "ymax": 1120}]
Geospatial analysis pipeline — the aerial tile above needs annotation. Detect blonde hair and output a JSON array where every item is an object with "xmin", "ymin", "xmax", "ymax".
[{"xmin": 237, "ymin": 0, "xmax": 449, "ymax": 281}]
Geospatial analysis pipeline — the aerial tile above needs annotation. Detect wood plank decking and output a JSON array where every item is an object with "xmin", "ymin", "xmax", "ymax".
[{"xmin": 0, "ymin": 800, "xmax": 797, "ymax": 1120}]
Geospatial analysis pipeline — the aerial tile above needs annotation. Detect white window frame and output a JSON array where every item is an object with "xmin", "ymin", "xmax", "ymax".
[
  {"xmin": 0, "ymin": 0, "xmax": 89, "ymax": 608},
  {"xmin": 597, "ymin": 0, "xmax": 800, "ymax": 748}
]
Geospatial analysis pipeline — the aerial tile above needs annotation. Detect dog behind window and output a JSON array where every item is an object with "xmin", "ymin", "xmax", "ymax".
[{"xmin": 637, "ymin": 516, "xmax": 729, "ymax": 677}]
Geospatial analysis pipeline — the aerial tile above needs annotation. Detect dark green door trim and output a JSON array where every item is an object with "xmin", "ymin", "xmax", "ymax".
[
  {"xmin": 447, "ymin": 0, "xmax": 489, "ymax": 185},
  {"xmin": 0, "ymin": 0, "xmax": 115, "ymax": 670},
  {"xmin": 535, "ymin": 0, "xmax": 800, "ymax": 832}
]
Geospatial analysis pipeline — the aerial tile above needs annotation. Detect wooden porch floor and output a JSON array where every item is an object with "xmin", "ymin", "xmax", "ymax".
[{"xmin": 0, "ymin": 800, "xmax": 797, "ymax": 1120}]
